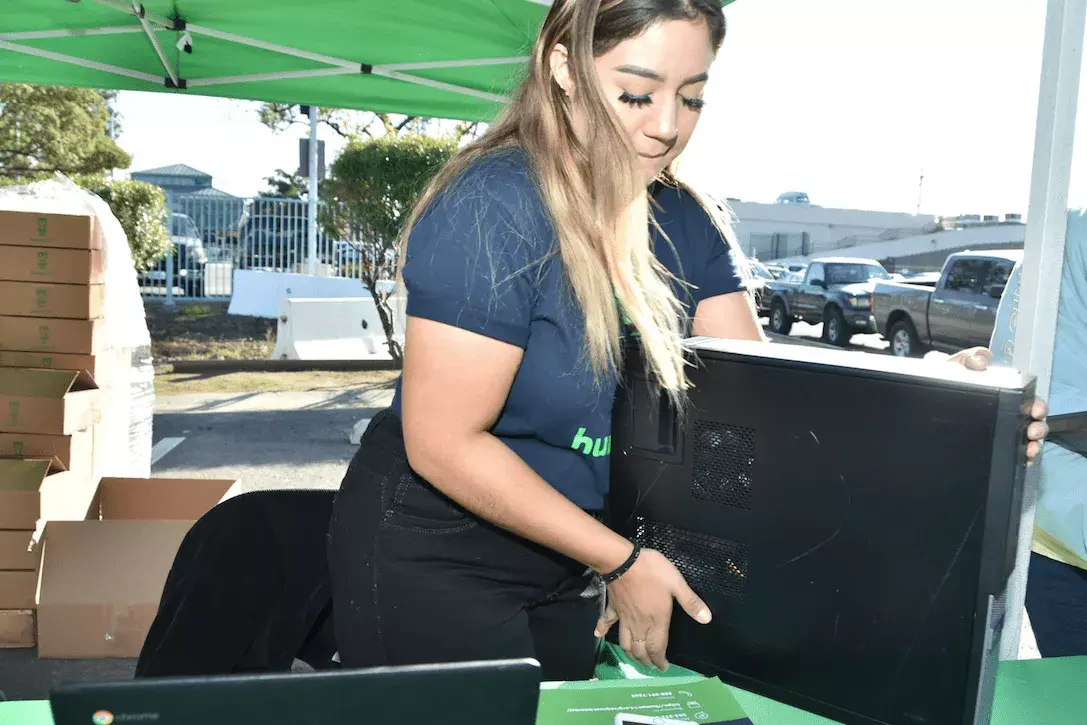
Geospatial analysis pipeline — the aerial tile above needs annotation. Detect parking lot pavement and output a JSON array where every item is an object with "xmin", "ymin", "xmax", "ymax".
[{"xmin": 151, "ymin": 387, "xmax": 394, "ymax": 491}]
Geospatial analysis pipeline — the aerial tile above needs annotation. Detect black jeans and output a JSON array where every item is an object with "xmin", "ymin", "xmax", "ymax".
[
  {"xmin": 1025, "ymin": 552, "xmax": 1087, "ymax": 657},
  {"xmin": 328, "ymin": 410, "xmax": 604, "ymax": 680}
]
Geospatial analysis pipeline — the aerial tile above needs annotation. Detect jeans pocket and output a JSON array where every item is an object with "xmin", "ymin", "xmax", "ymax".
[{"xmin": 382, "ymin": 472, "xmax": 478, "ymax": 534}]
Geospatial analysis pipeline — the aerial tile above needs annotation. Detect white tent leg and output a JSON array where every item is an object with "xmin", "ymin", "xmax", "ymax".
[
  {"xmin": 1000, "ymin": 0, "xmax": 1086, "ymax": 662},
  {"xmin": 308, "ymin": 105, "xmax": 320, "ymax": 277}
]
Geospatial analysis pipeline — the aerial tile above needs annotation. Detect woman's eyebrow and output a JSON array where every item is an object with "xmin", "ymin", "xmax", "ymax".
[{"xmin": 614, "ymin": 64, "xmax": 710, "ymax": 86}]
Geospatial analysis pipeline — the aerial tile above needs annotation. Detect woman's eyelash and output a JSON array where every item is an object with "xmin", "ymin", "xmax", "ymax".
[
  {"xmin": 618, "ymin": 91, "xmax": 706, "ymax": 111},
  {"xmin": 619, "ymin": 91, "xmax": 652, "ymax": 107}
]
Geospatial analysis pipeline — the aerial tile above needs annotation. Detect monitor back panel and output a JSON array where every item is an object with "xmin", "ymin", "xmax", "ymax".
[{"xmin": 610, "ymin": 341, "xmax": 1033, "ymax": 725}]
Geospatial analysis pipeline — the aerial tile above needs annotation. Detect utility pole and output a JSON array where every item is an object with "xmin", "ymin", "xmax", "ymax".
[{"xmin": 916, "ymin": 170, "xmax": 925, "ymax": 216}]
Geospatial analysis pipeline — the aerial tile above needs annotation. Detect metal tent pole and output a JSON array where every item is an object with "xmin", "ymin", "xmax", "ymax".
[
  {"xmin": 308, "ymin": 105, "xmax": 320, "ymax": 277},
  {"xmin": 1000, "ymin": 0, "xmax": 1086, "ymax": 661}
]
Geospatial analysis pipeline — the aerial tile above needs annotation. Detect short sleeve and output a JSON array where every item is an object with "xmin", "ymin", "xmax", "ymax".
[
  {"xmin": 686, "ymin": 196, "xmax": 746, "ymax": 303},
  {"xmin": 401, "ymin": 156, "xmax": 546, "ymax": 349}
]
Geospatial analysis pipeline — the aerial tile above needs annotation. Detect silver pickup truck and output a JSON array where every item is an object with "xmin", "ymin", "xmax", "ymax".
[{"xmin": 871, "ymin": 249, "xmax": 1022, "ymax": 357}]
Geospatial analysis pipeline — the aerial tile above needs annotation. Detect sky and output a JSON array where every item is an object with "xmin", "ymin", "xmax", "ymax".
[{"xmin": 112, "ymin": 0, "xmax": 1086, "ymax": 217}]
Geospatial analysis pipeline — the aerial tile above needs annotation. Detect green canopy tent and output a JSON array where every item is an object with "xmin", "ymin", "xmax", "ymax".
[
  {"xmin": 0, "ymin": 0, "xmax": 733, "ymax": 121},
  {"xmin": 0, "ymin": 0, "xmax": 1083, "ymax": 667},
  {"xmin": 0, "ymin": 0, "xmax": 557, "ymax": 122}
]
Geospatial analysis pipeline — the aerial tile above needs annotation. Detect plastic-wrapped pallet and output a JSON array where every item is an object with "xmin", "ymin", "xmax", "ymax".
[{"xmin": 0, "ymin": 177, "xmax": 154, "ymax": 477}]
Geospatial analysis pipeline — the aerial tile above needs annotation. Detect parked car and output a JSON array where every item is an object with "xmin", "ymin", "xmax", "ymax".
[
  {"xmin": 145, "ymin": 213, "xmax": 208, "ymax": 292},
  {"xmin": 765, "ymin": 264, "xmax": 789, "ymax": 279},
  {"xmin": 746, "ymin": 259, "xmax": 776, "ymax": 311},
  {"xmin": 871, "ymin": 249, "xmax": 1022, "ymax": 357},
  {"xmin": 764, "ymin": 257, "xmax": 891, "ymax": 346}
]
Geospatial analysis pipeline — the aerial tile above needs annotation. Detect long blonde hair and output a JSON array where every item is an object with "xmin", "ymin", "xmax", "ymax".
[{"xmin": 399, "ymin": 0, "xmax": 728, "ymax": 400}]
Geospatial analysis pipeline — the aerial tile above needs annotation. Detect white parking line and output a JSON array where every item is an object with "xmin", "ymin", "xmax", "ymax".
[{"xmin": 150, "ymin": 437, "xmax": 186, "ymax": 466}]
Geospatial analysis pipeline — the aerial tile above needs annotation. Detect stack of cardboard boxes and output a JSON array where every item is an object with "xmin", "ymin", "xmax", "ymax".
[
  {"xmin": 0, "ymin": 207, "xmax": 240, "ymax": 660},
  {"xmin": 0, "ymin": 211, "xmax": 107, "ymax": 649}
]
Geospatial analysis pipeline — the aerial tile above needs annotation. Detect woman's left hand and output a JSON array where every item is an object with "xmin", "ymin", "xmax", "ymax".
[{"xmin": 946, "ymin": 346, "xmax": 1049, "ymax": 463}]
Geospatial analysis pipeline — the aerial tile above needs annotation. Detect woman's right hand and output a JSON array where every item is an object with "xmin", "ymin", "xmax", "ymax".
[{"xmin": 594, "ymin": 548, "xmax": 712, "ymax": 671}]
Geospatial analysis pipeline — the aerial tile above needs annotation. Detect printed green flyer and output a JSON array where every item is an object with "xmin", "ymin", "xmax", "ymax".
[{"xmin": 537, "ymin": 675, "xmax": 753, "ymax": 725}]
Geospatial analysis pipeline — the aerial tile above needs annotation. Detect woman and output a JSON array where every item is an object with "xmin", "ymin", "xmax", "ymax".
[
  {"xmin": 329, "ymin": 0, "xmax": 1048, "ymax": 680},
  {"xmin": 329, "ymin": 0, "xmax": 726, "ymax": 680}
]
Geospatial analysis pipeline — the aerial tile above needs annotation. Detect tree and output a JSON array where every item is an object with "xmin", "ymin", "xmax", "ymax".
[
  {"xmin": 321, "ymin": 133, "xmax": 458, "ymax": 362},
  {"xmin": 261, "ymin": 169, "xmax": 308, "ymax": 199},
  {"xmin": 258, "ymin": 103, "xmax": 420, "ymax": 140},
  {"xmin": 0, "ymin": 84, "xmax": 131, "ymax": 183},
  {"xmin": 85, "ymin": 180, "xmax": 171, "ymax": 272}
]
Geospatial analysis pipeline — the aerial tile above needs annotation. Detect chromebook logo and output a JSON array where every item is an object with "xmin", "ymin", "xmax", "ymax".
[{"xmin": 92, "ymin": 710, "xmax": 114, "ymax": 725}]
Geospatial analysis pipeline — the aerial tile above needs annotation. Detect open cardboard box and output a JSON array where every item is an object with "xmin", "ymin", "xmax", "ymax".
[
  {"xmin": 0, "ymin": 350, "xmax": 111, "ymax": 389},
  {"xmin": 0, "ymin": 368, "xmax": 100, "ymax": 435},
  {"xmin": 0, "ymin": 459, "xmax": 98, "ymax": 531},
  {"xmin": 0, "ymin": 609, "xmax": 35, "ymax": 649},
  {"xmin": 0, "ymin": 530, "xmax": 40, "ymax": 571},
  {"xmin": 0, "ymin": 427, "xmax": 93, "ymax": 472},
  {"xmin": 36, "ymin": 476, "xmax": 241, "ymax": 659}
]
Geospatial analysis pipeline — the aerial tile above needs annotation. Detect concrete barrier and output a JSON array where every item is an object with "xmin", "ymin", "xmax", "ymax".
[
  {"xmin": 270, "ymin": 297, "xmax": 404, "ymax": 361},
  {"xmin": 228, "ymin": 270, "xmax": 374, "ymax": 318}
]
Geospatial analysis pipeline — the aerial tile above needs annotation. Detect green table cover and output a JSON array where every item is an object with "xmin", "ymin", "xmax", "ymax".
[{"xmin": 3, "ymin": 645, "xmax": 1085, "ymax": 725}]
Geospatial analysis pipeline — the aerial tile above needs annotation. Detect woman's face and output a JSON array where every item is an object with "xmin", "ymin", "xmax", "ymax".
[{"xmin": 554, "ymin": 19, "xmax": 716, "ymax": 185}]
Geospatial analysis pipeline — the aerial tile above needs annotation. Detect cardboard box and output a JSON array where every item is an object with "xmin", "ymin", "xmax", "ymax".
[
  {"xmin": 0, "ymin": 316, "xmax": 107, "ymax": 355},
  {"xmin": 0, "ymin": 210, "xmax": 102, "ymax": 250},
  {"xmin": 0, "ymin": 368, "xmax": 100, "ymax": 435},
  {"xmin": 0, "ymin": 609, "xmax": 35, "ymax": 648},
  {"xmin": 36, "ymin": 476, "xmax": 241, "ymax": 659},
  {"xmin": 0, "ymin": 246, "xmax": 106, "ymax": 285},
  {"xmin": 0, "ymin": 459, "xmax": 98, "ymax": 530},
  {"xmin": 0, "ymin": 350, "xmax": 109, "ymax": 389},
  {"xmin": 0, "ymin": 531, "xmax": 39, "ymax": 570},
  {"xmin": 0, "ymin": 427, "xmax": 94, "ymax": 472},
  {"xmin": 0, "ymin": 281, "xmax": 104, "ymax": 319},
  {"xmin": 0, "ymin": 571, "xmax": 37, "ymax": 609}
]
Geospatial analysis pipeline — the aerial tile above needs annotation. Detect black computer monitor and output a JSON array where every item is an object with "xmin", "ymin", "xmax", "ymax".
[
  {"xmin": 610, "ymin": 338, "xmax": 1035, "ymax": 725},
  {"xmin": 50, "ymin": 658, "xmax": 541, "ymax": 725}
]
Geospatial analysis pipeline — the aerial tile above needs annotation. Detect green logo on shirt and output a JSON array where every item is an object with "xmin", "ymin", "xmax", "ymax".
[{"xmin": 571, "ymin": 427, "xmax": 611, "ymax": 457}]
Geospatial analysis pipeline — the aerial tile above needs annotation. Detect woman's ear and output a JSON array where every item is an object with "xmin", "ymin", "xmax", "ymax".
[{"xmin": 549, "ymin": 42, "xmax": 573, "ymax": 97}]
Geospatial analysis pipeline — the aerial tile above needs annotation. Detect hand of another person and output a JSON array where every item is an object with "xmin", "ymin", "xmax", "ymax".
[
  {"xmin": 945, "ymin": 347, "xmax": 1049, "ymax": 463},
  {"xmin": 594, "ymin": 548, "xmax": 711, "ymax": 671}
]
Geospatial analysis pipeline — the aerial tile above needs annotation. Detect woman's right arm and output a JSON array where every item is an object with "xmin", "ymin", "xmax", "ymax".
[{"xmin": 400, "ymin": 313, "xmax": 634, "ymax": 576}]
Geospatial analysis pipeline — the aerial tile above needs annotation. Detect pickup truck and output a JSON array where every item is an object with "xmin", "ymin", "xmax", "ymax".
[
  {"xmin": 871, "ymin": 249, "xmax": 1022, "ymax": 357},
  {"xmin": 763, "ymin": 257, "xmax": 891, "ymax": 346}
]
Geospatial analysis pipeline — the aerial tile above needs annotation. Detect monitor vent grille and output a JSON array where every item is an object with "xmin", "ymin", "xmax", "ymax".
[
  {"xmin": 691, "ymin": 421, "xmax": 756, "ymax": 510},
  {"xmin": 635, "ymin": 518, "xmax": 748, "ymax": 600}
]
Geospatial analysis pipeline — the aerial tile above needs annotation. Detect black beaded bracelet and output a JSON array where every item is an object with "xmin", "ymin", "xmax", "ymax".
[{"xmin": 600, "ymin": 542, "xmax": 641, "ymax": 584}]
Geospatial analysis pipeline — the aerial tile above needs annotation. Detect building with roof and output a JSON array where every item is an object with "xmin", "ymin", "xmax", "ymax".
[
  {"xmin": 131, "ymin": 163, "xmax": 245, "ymax": 246},
  {"xmin": 130, "ymin": 163, "xmax": 240, "ymax": 204},
  {"xmin": 728, "ymin": 191, "xmax": 1024, "ymax": 274}
]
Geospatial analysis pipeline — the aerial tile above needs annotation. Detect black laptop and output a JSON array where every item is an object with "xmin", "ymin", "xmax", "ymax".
[{"xmin": 50, "ymin": 658, "xmax": 541, "ymax": 725}]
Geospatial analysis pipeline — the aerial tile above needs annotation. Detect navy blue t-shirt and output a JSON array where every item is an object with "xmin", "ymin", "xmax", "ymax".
[
  {"xmin": 651, "ymin": 181, "xmax": 747, "ymax": 331},
  {"xmin": 390, "ymin": 151, "xmax": 743, "ymax": 510}
]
